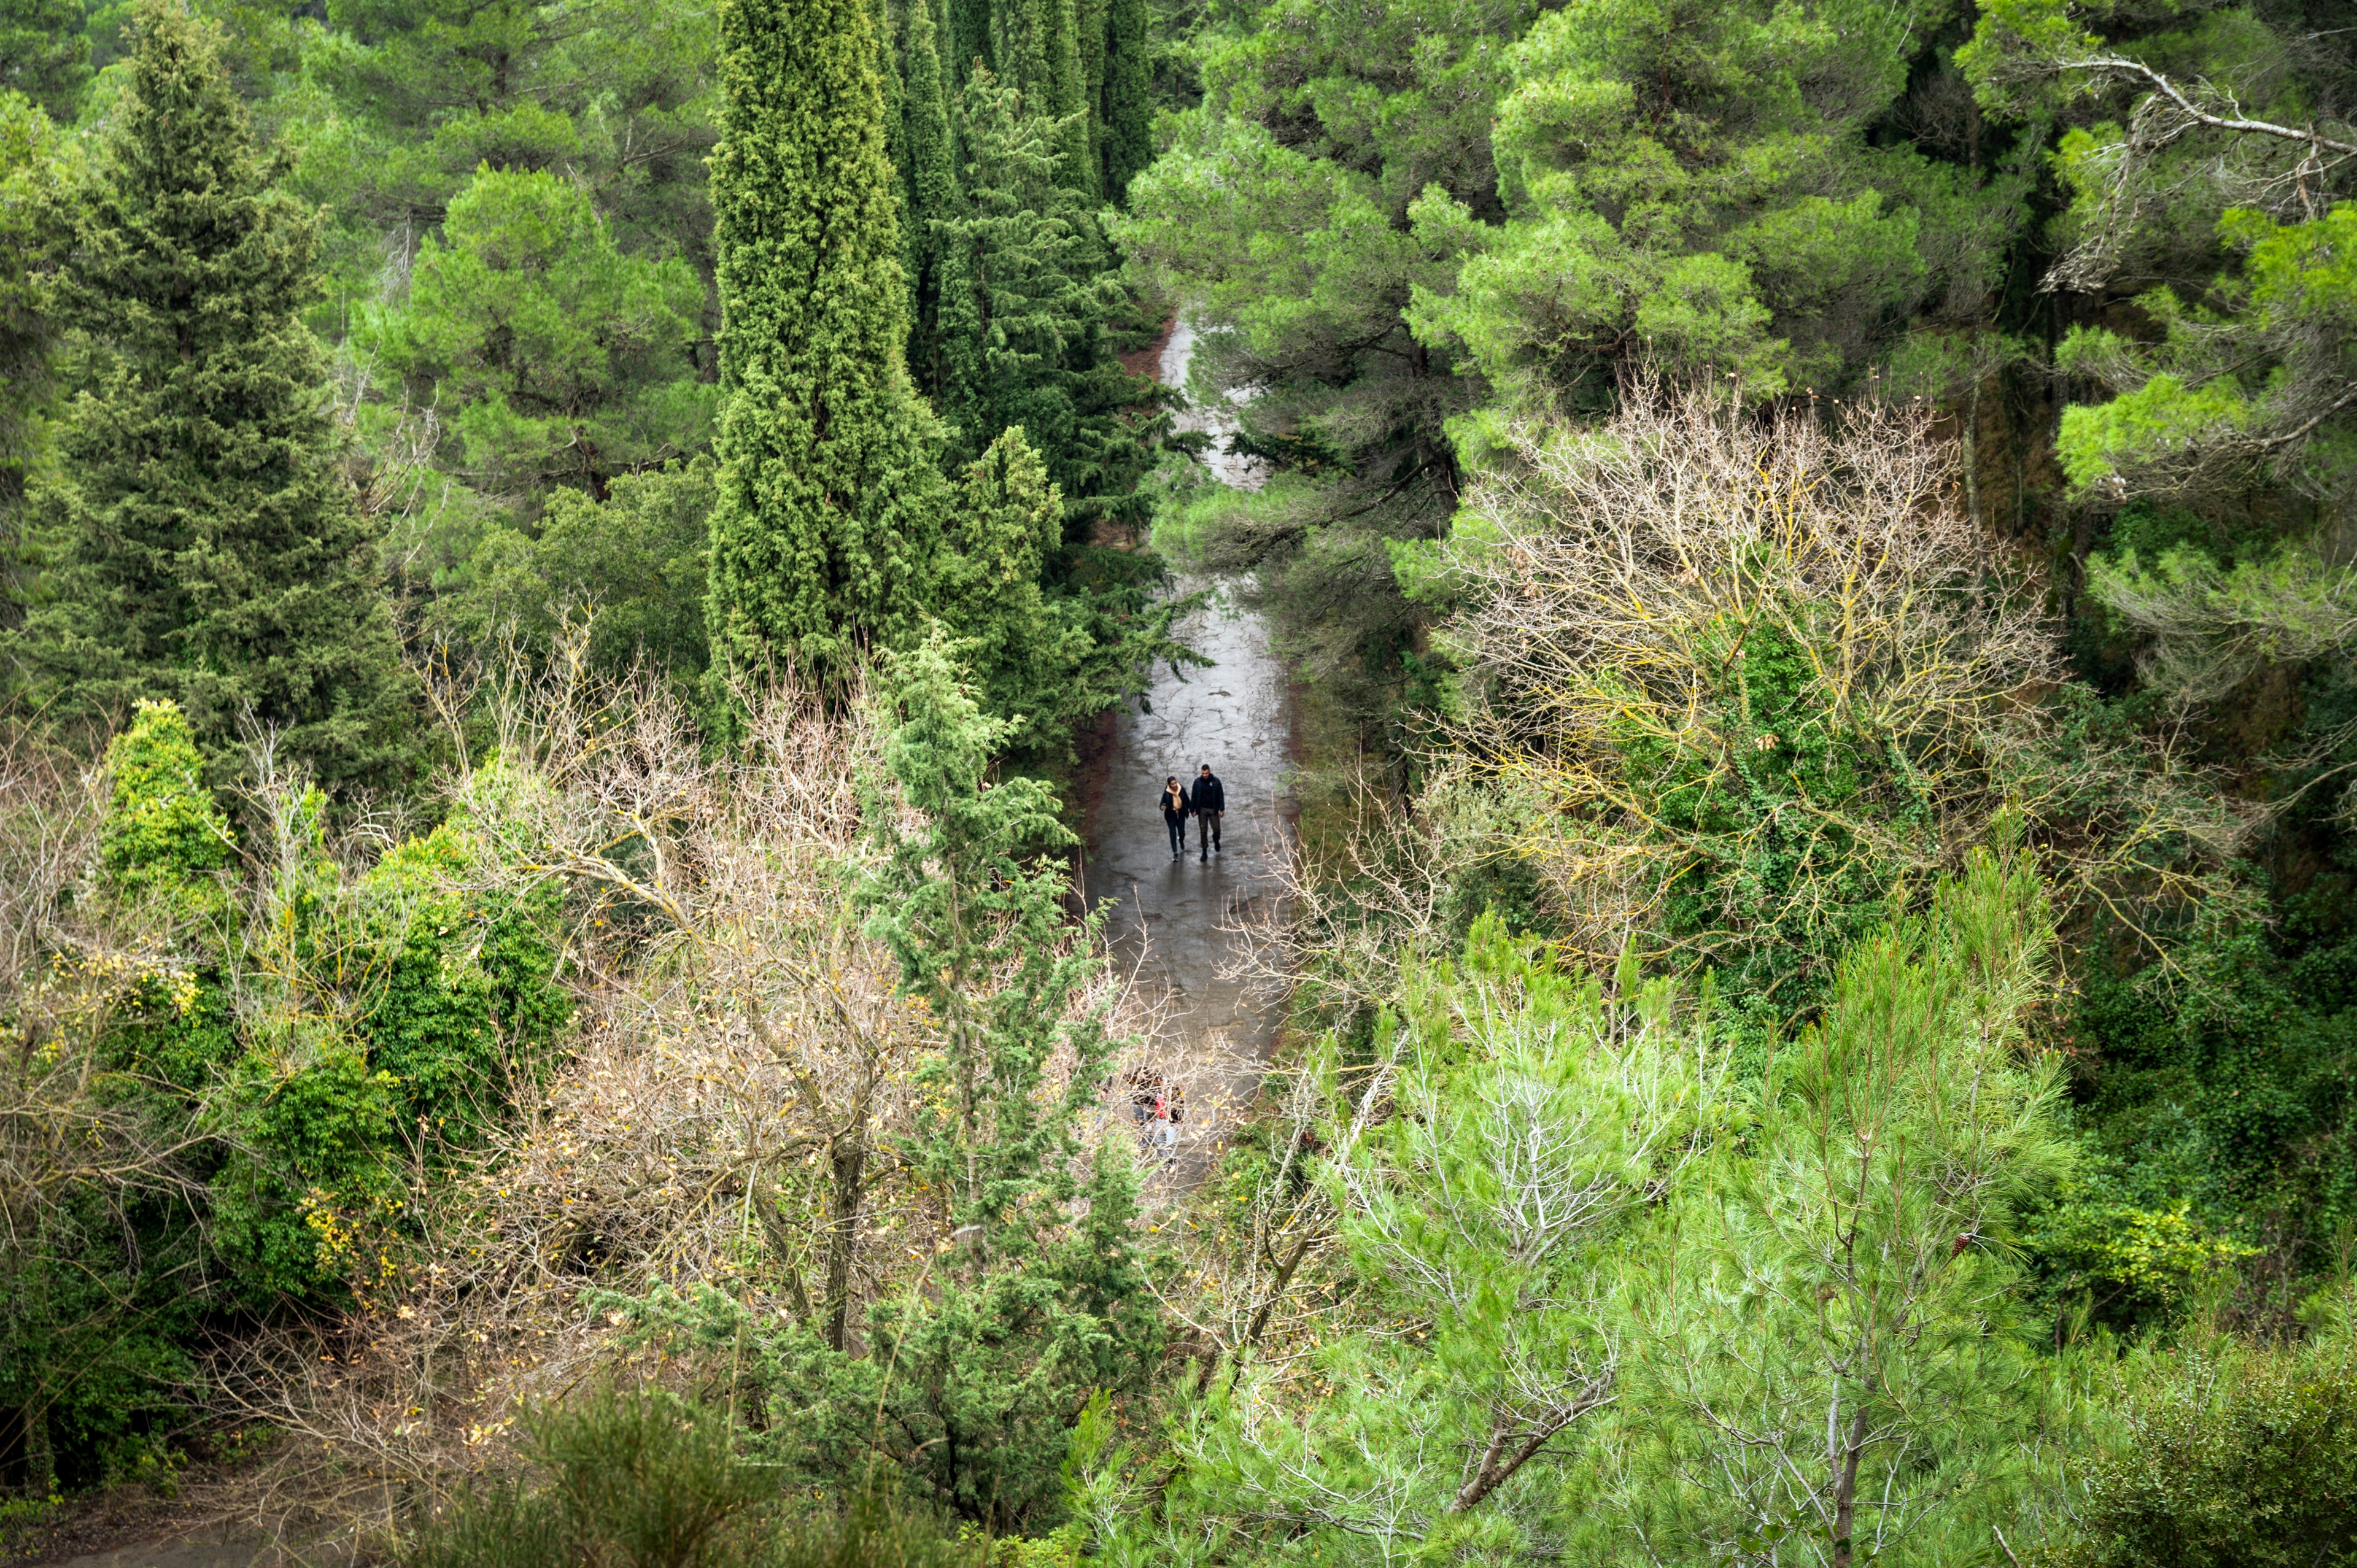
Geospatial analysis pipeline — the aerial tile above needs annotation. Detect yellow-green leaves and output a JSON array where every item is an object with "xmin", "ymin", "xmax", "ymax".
[{"xmin": 99, "ymin": 700, "xmax": 233, "ymax": 904}]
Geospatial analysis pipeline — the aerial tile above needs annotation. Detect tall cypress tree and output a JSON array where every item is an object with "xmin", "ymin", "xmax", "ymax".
[
  {"xmin": 1043, "ymin": 0, "xmax": 1092, "ymax": 196},
  {"xmin": 704, "ymin": 0, "xmax": 943, "ymax": 689},
  {"xmin": 947, "ymin": 0, "xmax": 992, "ymax": 89},
  {"xmin": 881, "ymin": 0, "xmax": 914, "ymax": 310},
  {"xmin": 1099, "ymin": 0, "xmax": 1150, "ymax": 203},
  {"xmin": 903, "ymin": 0, "xmax": 960, "ymax": 385},
  {"xmin": 12, "ymin": 0, "xmax": 412, "ymax": 790},
  {"xmin": 992, "ymin": 0, "xmax": 1048, "ymax": 107},
  {"xmin": 1076, "ymin": 0, "xmax": 1108, "ymax": 196},
  {"xmin": 0, "ymin": 92, "xmax": 60, "ymax": 619}
]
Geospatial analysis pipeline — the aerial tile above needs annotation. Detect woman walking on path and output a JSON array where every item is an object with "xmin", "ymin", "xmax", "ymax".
[{"xmin": 1161, "ymin": 775, "xmax": 1192, "ymax": 857}]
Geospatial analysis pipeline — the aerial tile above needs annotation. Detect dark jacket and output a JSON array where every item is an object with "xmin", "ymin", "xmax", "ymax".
[
  {"xmin": 1193, "ymin": 773, "xmax": 1226, "ymax": 814},
  {"xmin": 1160, "ymin": 785, "xmax": 1191, "ymax": 822}
]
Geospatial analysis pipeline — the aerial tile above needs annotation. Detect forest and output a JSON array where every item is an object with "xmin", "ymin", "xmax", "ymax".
[{"xmin": 0, "ymin": 0, "xmax": 2352, "ymax": 1558}]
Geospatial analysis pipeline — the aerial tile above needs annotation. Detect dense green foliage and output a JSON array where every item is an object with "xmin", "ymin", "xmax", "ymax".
[
  {"xmin": 285, "ymin": 0, "xmax": 722, "ymax": 316},
  {"xmin": 0, "ymin": 0, "xmax": 88, "ymax": 121},
  {"xmin": 0, "ymin": 91, "xmax": 62, "ymax": 598},
  {"xmin": 1422, "ymin": 0, "xmax": 2024, "ymax": 407},
  {"xmin": 1129, "ymin": 0, "xmax": 2354, "ymax": 1337},
  {"xmin": 1114, "ymin": 0, "xmax": 1496, "ymax": 737},
  {"xmin": 9, "ymin": 2, "xmax": 412, "ymax": 787},
  {"xmin": 2057, "ymin": 1335, "xmax": 2357, "ymax": 1568},
  {"xmin": 368, "ymin": 166, "xmax": 712, "ymax": 510},
  {"xmin": 0, "ymin": 700, "xmax": 568, "ymax": 1492},
  {"xmin": 695, "ymin": 0, "xmax": 1177, "ymax": 732},
  {"xmin": 1070, "ymin": 854, "xmax": 2091, "ymax": 1568},
  {"xmin": 700, "ymin": 0, "xmax": 945, "ymax": 686},
  {"xmin": 1, "ymin": 0, "xmax": 2353, "ymax": 1555}
]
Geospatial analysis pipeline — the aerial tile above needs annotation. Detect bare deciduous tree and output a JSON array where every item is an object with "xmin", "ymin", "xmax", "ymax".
[{"xmin": 1440, "ymin": 387, "xmax": 2248, "ymax": 977}]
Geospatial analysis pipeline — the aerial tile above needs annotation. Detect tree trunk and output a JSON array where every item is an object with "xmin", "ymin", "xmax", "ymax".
[
  {"xmin": 22, "ymin": 1401, "xmax": 53, "ymax": 1499},
  {"xmin": 824, "ymin": 1136, "xmax": 868, "ymax": 1353},
  {"xmin": 1830, "ymin": 1404, "xmax": 1871, "ymax": 1568},
  {"xmin": 1962, "ymin": 377, "xmax": 1983, "ymax": 531},
  {"xmin": 1199, "ymin": 1219, "xmax": 1319, "ymax": 1393}
]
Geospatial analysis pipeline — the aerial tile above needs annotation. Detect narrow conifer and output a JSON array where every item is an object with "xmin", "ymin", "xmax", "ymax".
[
  {"xmin": 880, "ymin": 0, "xmax": 913, "ymax": 309},
  {"xmin": 1045, "ymin": 0, "xmax": 1092, "ymax": 195},
  {"xmin": 948, "ymin": 0, "xmax": 992, "ymax": 87},
  {"xmin": 1100, "ymin": 0, "xmax": 1150, "ymax": 201},
  {"xmin": 12, "ymin": 0, "xmax": 412, "ymax": 789},
  {"xmin": 703, "ymin": 0, "xmax": 944, "ymax": 689},
  {"xmin": 993, "ymin": 0, "xmax": 1048, "ymax": 106},
  {"xmin": 903, "ymin": 0, "xmax": 960, "ymax": 384},
  {"xmin": 1076, "ymin": 0, "xmax": 1109, "ymax": 191}
]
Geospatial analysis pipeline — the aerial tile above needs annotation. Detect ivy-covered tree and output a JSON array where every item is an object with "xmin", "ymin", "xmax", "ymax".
[
  {"xmin": 702, "ymin": 0, "xmax": 945, "ymax": 689},
  {"xmin": 1, "ymin": 697, "xmax": 568, "ymax": 1490},
  {"xmin": 10, "ymin": 0, "xmax": 414, "ymax": 790}
]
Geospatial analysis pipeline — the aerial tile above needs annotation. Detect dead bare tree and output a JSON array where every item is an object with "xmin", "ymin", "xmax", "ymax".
[
  {"xmin": 187, "ymin": 659, "xmax": 936, "ymax": 1551},
  {"xmin": 1440, "ymin": 386, "xmax": 2250, "ymax": 977}
]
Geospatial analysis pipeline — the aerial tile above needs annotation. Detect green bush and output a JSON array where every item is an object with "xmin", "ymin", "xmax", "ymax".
[
  {"xmin": 2058, "ymin": 1345, "xmax": 2357, "ymax": 1568},
  {"xmin": 98, "ymin": 700, "xmax": 232, "ymax": 906},
  {"xmin": 359, "ymin": 821, "xmax": 570, "ymax": 1141},
  {"xmin": 406, "ymin": 1391, "xmax": 991, "ymax": 1568},
  {"xmin": 0, "ymin": 703, "xmax": 572, "ymax": 1485}
]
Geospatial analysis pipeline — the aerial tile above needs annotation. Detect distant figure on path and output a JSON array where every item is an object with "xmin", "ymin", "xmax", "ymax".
[
  {"xmin": 1125, "ymin": 1064, "xmax": 1163, "ymax": 1132},
  {"xmin": 1160, "ymin": 775, "xmax": 1191, "ymax": 857},
  {"xmin": 1193, "ymin": 764, "xmax": 1226, "ymax": 860}
]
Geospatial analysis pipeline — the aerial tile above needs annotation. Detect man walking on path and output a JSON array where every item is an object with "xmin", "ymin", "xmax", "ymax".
[
  {"xmin": 1160, "ymin": 776, "xmax": 1191, "ymax": 858},
  {"xmin": 1193, "ymin": 764, "xmax": 1225, "ymax": 859}
]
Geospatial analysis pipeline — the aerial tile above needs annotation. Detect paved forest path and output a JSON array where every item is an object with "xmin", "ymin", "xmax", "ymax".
[{"xmin": 1082, "ymin": 321, "xmax": 1290, "ymax": 1186}]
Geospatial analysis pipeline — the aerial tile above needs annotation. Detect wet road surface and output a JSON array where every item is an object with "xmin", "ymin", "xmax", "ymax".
[{"xmin": 1083, "ymin": 320, "xmax": 1287, "ymax": 1183}]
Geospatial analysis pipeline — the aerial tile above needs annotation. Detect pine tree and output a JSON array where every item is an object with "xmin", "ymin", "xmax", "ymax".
[
  {"xmin": 703, "ymin": 0, "xmax": 944, "ymax": 691},
  {"xmin": 0, "ymin": 0, "xmax": 89, "ymax": 122},
  {"xmin": 12, "ymin": 0, "xmax": 413, "ymax": 790}
]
